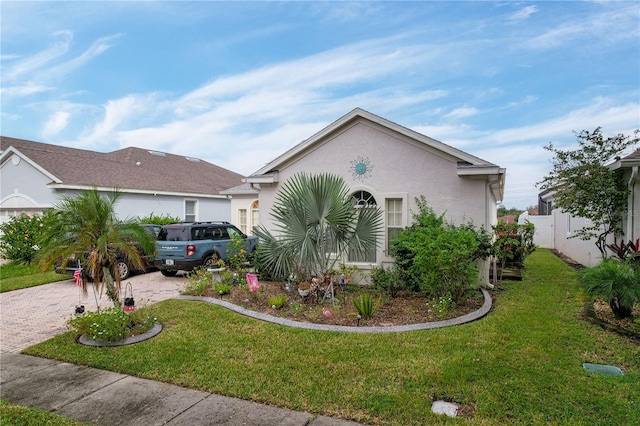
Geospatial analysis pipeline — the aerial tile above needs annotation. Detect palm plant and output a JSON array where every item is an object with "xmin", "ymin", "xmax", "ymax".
[
  {"xmin": 255, "ymin": 173, "xmax": 383, "ymax": 282},
  {"xmin": 580, "ymin": 258, "xmax": 640, "ymax": 318},
  {"xmin": 37, "ymin": 188, "xmax": 155, "ymax": 309}
]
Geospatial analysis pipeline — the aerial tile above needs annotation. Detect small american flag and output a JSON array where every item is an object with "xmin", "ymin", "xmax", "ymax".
[{"xmin": 73, "ymin": 269, "xmax": 82, "ymax": 287}]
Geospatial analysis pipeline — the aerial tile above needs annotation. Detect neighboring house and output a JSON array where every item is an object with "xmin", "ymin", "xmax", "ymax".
[
  {"xmin": 522, "ymin": 148, "xmax": 640, "ymax": 267},
  {"xmin": 611, "ymin": 149, "xmax": 640, "ymax": 243},
  {"xmin": 226, "ymin": 108, "xmax": 505, "ymax": 282},
  {"xmin": 0, "ymin": 137, "xmax": 243, "ymax": 224}
]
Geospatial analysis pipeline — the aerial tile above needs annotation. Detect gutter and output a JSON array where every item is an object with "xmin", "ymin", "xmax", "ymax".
[{"xmin": 629, "ymin": 166, "xmax": 638, "ymax": 240}]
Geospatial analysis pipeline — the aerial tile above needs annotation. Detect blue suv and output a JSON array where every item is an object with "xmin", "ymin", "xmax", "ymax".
[{"xmin": 154, "ymin": 221, "xmax": 258, "ymax": 276}]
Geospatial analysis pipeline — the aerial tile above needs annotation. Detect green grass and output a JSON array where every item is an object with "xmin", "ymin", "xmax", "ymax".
[
  {"xmin": 21, "ymin": 249, "xmax": 640, "ymax": 425},
  {"xmin": 0, "ymin": 262, "xmax": 69, "ymax": 293},
  {"xmin": 0, "ymin": 400, "xmax": 87, "ymax": 425}
]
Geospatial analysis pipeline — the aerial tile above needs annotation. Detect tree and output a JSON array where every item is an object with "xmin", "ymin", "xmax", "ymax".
[
  {"xmin": 538, "ymin": 128, "xmax": 639, "ymax": 257},
  {"xmin": 254, "ymin": 173, "xmax": 383, "ymax": 281},
  {"xmin": 37, "ymin": 188, "xmax": 156, "ymax": 308}
]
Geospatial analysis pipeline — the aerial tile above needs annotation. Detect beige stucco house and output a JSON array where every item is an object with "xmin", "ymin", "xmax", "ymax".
[{"xmin": 225, "ymin": 108, "xmax": 505, "ymax": 282}]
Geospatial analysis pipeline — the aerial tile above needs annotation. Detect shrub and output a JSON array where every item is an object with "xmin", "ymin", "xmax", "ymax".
[
  {"xmin": 580, "ymin": 258, "xmax": 640, "ymax": 319},
  {"xmin": 136, "ymin": 212, "xmax": 181, "ymax": 225},
  {"xmin": 492, "ymin": 220, "xmax": 536, "ymax": 270},
  {"xmin": 390, "ymin": 197, "xmax": 483, "ymax": 302},
  {"xmin": 0, "ymin": 211, "xmax": 53, "ymax": 264},
  {"xmin": 370, "ymin": 264, "xmax": 403, "ymax": 297}
]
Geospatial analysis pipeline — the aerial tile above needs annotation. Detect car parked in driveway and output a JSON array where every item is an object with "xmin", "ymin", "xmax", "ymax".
[
  {"xmin": 56, "ymin": 223, "xmax": 161, "ymax": 280},
  {"xmin": 154, "ymin": 221, "xmax": 258, "ymax": 276}
]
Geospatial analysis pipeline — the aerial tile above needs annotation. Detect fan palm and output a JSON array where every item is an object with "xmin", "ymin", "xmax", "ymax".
[
  {"xmin": 37, "ymin": 188, "xmax": 155, "ymax": 308},
  {"xmin": 255, "ymin": 173, "xmax": 383, "ymax": 281}
]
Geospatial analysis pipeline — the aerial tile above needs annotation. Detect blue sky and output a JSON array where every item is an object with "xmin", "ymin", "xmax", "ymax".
[{"xmin": 2, "ymin": 1, "xmax": 639, "ymax": 209}]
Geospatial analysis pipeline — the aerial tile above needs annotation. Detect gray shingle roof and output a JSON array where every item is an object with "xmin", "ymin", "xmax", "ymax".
[{"xmin": 0, "ymin": 136, "xmax": 243, "ymax": 195}]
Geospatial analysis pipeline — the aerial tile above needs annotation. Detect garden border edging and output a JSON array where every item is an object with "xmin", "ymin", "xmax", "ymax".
[
  {"xmin": 174, "ymin": 289, "xmax": 492, "ymax": 333},
  {"xmin": 78, "ymin": 322, "xmax": 163, "ymax": 347}
]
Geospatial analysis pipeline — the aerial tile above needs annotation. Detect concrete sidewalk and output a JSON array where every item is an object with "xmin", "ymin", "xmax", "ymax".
[{"xmin": 1, "ymin": 353, "xmax": 366, "ymax": 425}]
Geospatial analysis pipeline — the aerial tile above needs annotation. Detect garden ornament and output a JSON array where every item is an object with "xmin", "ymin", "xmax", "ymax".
[
  {"xmin": 246, "ymin": 273, "xmax": 260, "ymax": 292},
  {"xmin": 123, "ymin": 282, "xmax": 135, "ymax": 312}
]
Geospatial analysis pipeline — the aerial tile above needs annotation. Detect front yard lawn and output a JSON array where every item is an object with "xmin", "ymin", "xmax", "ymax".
[{"xmin": 23, "ymin": 249, "xmax": 640, "ymax": 425}]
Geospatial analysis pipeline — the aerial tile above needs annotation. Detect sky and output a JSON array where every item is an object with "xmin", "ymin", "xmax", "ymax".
[{"xmin": 1, "ymin": 1, "xmax": 639, "ymax": 209}]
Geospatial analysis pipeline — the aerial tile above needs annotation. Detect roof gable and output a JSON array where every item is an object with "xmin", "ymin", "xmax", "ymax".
[
  {"xmin": 249, "ymin": 108, "xmax": 498, "ymax": 177},
  {"xmin": 0, "ymin": 136, "xmax": 243, "ymax": 196}
]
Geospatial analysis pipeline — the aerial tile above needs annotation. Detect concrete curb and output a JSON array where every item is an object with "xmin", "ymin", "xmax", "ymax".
[
  {"xmin": 78, "ymin": 322, "xmax": 163, "ymax": 347},
  {"xmin": 174, "ymin": 288, "xmax": 492, "ymax": 333}
]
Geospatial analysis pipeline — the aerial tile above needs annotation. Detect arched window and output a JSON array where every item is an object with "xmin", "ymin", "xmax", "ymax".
[
  {"xmin": 352, "ymin": 190, "xmax": 377, "ymax": 207},
  {"xmin": 348, "ymin": 191, "xmax": 377, "ymax": 263}
]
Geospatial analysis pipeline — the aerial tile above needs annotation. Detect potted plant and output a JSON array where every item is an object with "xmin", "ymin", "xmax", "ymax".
[{"xmin": 298, "ymin": 280, "xmax": 311, "ymax": 297}]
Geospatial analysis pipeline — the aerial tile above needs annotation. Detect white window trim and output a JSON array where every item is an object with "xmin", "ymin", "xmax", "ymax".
[{"xmin": 185, "ymin": 199, "xmax": 198, "ymax": 222}]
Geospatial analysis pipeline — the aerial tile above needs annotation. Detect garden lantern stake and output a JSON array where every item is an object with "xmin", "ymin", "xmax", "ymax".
[{"xmin": 123, "ymin": 282, "xmax": 135, "ymax": 312}]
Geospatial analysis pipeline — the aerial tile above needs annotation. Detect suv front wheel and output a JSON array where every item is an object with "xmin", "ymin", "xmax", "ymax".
[
  {"xmin": 113, "ymin": 260, "xmax": 131, "ymax": 280},
  {"xmin": 161, "ymin": 270, "xmax": 178, "ymax": 277}
]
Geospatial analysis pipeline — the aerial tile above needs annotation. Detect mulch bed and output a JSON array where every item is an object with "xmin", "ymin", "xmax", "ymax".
[{"xmin": 198, "ymin": 280, "xmax": 485, "ymax": 327}]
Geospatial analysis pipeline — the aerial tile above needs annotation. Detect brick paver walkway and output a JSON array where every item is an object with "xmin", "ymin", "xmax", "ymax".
[{"xmin": 0, "ymin": 271, "xmax": 185, "ymax": 353}]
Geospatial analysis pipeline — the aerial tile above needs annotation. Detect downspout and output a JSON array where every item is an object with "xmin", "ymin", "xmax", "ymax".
[{"xmin": 628, "ymin": 166, "xmax": 638, "ymax": 241}]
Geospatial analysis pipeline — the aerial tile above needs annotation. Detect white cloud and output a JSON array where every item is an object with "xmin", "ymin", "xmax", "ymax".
[
  {"xmin": 445, "ymin": 106, "xmax": 479, "ymax": 120},
  {"xmin": 508, "ymin": 5, "xmax": 539, "ymax": 23},
  {"xmin": 42, "ymin": 111, "xmax": 70, "ymax": 138},
  {"xmin": 0, "ymin": 83, "xmax": 52, "ymax": 99},
  {"xmin": 2, "ymin": 30, "xmax": 73, "ymax": 81},
  {"xmin": 47, "ymin": 34, "xmax": 121, "ymax": 80}
]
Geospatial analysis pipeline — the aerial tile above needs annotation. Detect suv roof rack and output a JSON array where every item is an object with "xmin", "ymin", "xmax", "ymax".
[{"xmin": 184, "ymin": 221, "xmax": 230, "ymax": 225}]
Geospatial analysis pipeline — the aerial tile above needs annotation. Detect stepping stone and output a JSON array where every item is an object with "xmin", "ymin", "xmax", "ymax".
[
  {"xmin": 582, "ymin": 363, "xmax": 623, "ymax": 376},
  {"xmin": 431, "ymin": 400, "xmax": 458, "ymax": 417}
]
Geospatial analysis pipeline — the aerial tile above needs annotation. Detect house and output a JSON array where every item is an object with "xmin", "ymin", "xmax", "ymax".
[
  {"xmin": 225, "ymin": 108, "xmax": 505, "ymax": 282},
  {"xmin": 522, "ymin": 148, "xmax": 640, "ymax": 267},
  {"xmin": 0, "ymin": 137, "xmax": 244, "ymax": 224}
]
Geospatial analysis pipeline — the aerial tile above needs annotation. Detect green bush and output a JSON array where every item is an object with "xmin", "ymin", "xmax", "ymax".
[
  {"xmin": 369, "ymin": 264, "xmax": 403, "ymax": 297},
  {"xmin": 580, "ymin": 258, "xmax": 640, "ymax": 319},
  {"xmin": 136, "ymin": 212, "xmax": 181, "ymax": 225},
  {"xmin": 0, "ymin": 211, "xmax": 53, "ymax": 264},
  {"xmin": 390, "ymin": 197, "xmax": 483, "ymax": 302}
]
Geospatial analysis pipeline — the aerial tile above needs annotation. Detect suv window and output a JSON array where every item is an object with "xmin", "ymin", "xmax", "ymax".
[{"xmin": 158, "ymin": 225, "xmax": 190, "ymax": 241}]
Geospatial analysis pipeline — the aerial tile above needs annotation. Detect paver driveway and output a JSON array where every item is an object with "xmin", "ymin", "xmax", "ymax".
[{"xmin": 0, "ymin": 271, "xmax": 185, "ymax": 353}]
